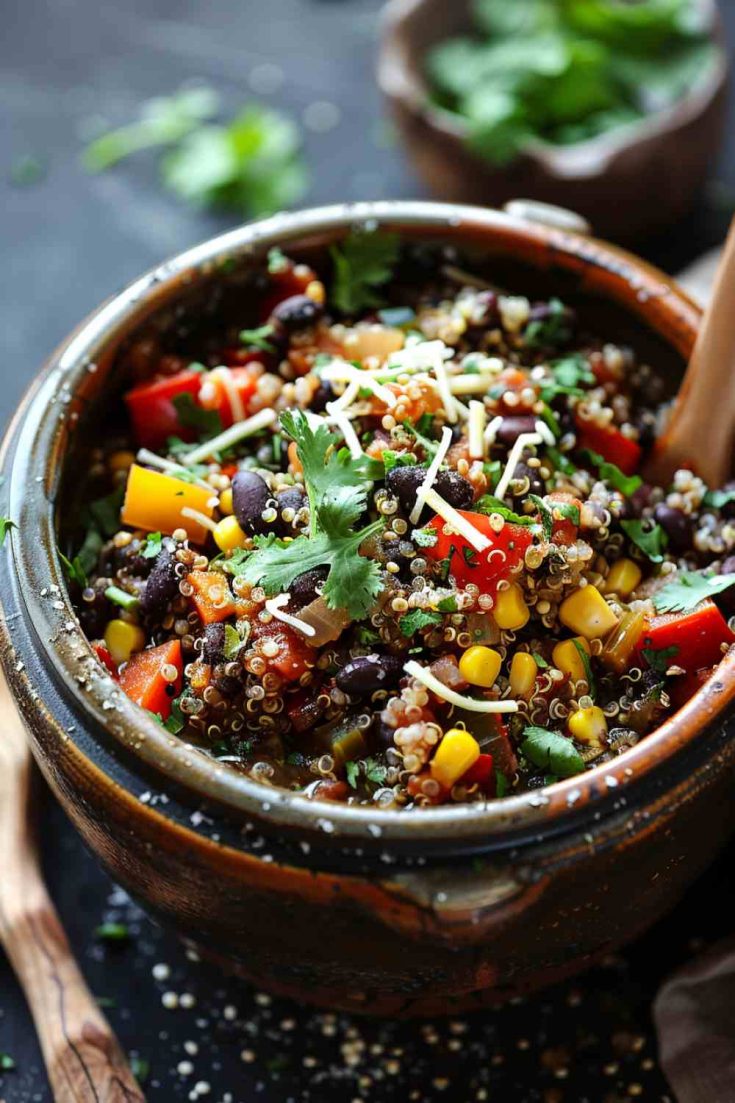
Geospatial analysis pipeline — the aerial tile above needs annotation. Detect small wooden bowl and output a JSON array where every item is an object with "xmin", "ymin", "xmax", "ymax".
[{"xmin": 378, "ymin": 0, "xmax": 729, "ymax": 242}]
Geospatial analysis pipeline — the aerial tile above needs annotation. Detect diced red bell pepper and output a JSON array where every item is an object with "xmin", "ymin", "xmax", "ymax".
[
  {"xmin": 460, "ymin": 753, "xmax": 495, "ymax": 794},
  {"xmin": 546, "ymin": 491, "xmax": 582, "ymax": 547},
  {"xmin": 253, "ymin": 622, "xmax": 314, "ymax": 682},
  {"xmin": 575, "ymin": 416, "xmax": 642, "ymax": 476},
  {"xmin": 669, "ymin": 664, "xmax": 717, "ymax": 710},
  {"xmin": 425, "ymin": 511, "xmax": 533, "ymax": 595},
  {"xmin": 93, "ymin": 643, "xmax": 118, "ymax": 678},
  {"xmin": 198, "ymin": 366, "xmax": 260, "ymax": 429},
  {"xmin": 637, "ymin": 601, "xmax": 735, "ymax": 674},
  {"xmin": 119, "ymin": 639, "xmax": 182, "ymax": 720},
  {"xmin": 188, "ymin": 571, "xmax": 237, "ymax": 625},
  {"xmin": 124, "ymin": 369, "xmax": 203, "ymax": 450}
]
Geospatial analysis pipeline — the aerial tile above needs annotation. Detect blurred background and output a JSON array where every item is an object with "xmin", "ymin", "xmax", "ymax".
[{"xmin": 3, "ymin": 1, "xmax": 735, "ymax": 1099}]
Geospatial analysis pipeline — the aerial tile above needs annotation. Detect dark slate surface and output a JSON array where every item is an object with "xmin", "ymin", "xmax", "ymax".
[{"xmin": 2, "ymin": 1, "xmax": 735, "ymax": 1099}]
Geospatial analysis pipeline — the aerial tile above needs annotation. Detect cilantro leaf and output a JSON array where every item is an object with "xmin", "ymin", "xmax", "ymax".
[
  {"xmin": 704, "ymin": 488, "xmax": 735, "ymax": 510},
  {"xmin": 382, "ymin": 450, "xmax": 417, "ymax": 473},
  {"xmin": 641, "ymin": 645, "xmax": 679, "ymax": 673},
  {"xmin": 402, "ymin": 419, "xmax": 439, "ymax": 460},
  {"xmin": 330, "ymin": 232, "xmax": 400, "ymax": 315},
  {"xmin": 529, "ymin": 494, "xmax": 553, "ymax": 540},
  {"xmin": 521, "ymin": 725, "xmax": 585, "ymax": 778},
  {"xmin": 620, "ymin": 519, "xmax": 668, "ymax": 563},
  {"xmin": 549, "ymin": 353, "xmax": 594, "ymax": 389},
  {"xmin": 224, "ymin": 622, "xmax": 249, "ymax": 660},
  {"xmin": 653, "ymin": 569, "xmax": 735, "ymax": 615},
  {"xmin": 399, "ymin": 609, "xmax": 443, "ymax": 637},
  {"xmin": 239, "ymin": 324, "xmax": 276, "ymax": 353},
  {"xmin": 524, "ymin": 299, "xmax": 573, "ymax": 349},
  {"xmin": 345, "ymin": 761, "xmax": 360, "ymax": 789},
  {"xmin": 140, "ymin": 532, "xmax": 163, "ymax": 559},
  {"xmin": 164, "ymin": 694, "xmax": 186, "ymax": 735},
  {"xmin": 172, "ymin": 393, "xmax": 222, "ymax": 439},
  {"xmin": 584, "ymin": 450, "xmax": 642, "ymax": 495},
  {"xmin": 547, "ymin": 446, "xmax": 577, "ymax": 477},
  {"xmin": 475, "ymin": 495, "xmax": 535, "ymax": 526}
]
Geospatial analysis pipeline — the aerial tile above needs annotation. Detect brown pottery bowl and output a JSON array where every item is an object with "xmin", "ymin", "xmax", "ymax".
[
  {"xmin": 2, "ymin": 201, "xmax": 735, "ymax": 1017},
  {"xmin": 378, "ymin": 0, "xmax": 729, "ymax": 243}
]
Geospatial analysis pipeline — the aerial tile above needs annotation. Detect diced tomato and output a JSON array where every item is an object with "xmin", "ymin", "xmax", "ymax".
[
  {"xmin": 124, "ymin": 369, "xmax": 202, "ymax": 449},
  {"xmin": 198, "ymin": 366, "xmax": 260, "ymax": 429},
  {"xmin": 188, "ymin": 571, "xmax": 237, "ymax": 625},
  {"xmin": 637, "ymin": 601, "xmax": 735, "ymax": 674},
  {"xmin": 93, "ymin": 643, "xmax": 118, "ymax": 678},
  {"xmin": 119, "ymin": 639, "xmax": 182, "ymax": 720},
  {"xmin": 253, "ymin": 622, "xmax": 314, "ymax": 682},
  {"xmin": 575, "ymin": 416, "xmax": 642, "ymax": 476},
  {"xmin": 669, "ymin": 665, "xmax": 717, "ymax": 710},
  {"xmin": 460, "ymin": 753, "xmax": 495, "ymax": 794},
  {"xmin": 425, "ymin": 511, "xmax": 533, "ymax": 595},
  {"xmin": 546, "ymin": 491, "xmax": 582, "ymax": 547}
]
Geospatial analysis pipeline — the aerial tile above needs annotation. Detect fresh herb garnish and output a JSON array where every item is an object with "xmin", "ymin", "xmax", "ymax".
[
  {"xmin": 620, "ymin": 518, "xmax": 668, "ymax": 563},
  {"xmin": 403, "ymin": 419, "xmax": 439, "ymax": 460},
  {"xmin": 521, "ymin": 725, "xmax": 585, "ymax": 778},
  {"xmin": 223, "ymin": 622, "xmax": 249, "ymax": 660},
  {"xmin": 572, "ymin": 639, "xmax": 596, "ymax": 698},
  {"xmin": 475, "ymin": 495, "xmax": 536, "ymax": 526},
  {"xmin": 172, "ymin": 393, "xmax": 223, "ymax": 439},
  {"xmin": 59, "ymin": 550, "xmax": 88, "ymax": 588},
  {"xmin": 547, "ymin": 447, "xmax": 577, "ymax": 477},
  {"xmin": 524, "ymin": 299, "xmax": 573, "ymax": 349},
  {"xmin": 553, "ymin": 500, "xmax": 581, "ymax": 526},
  {"xmin": 529, "ymin": 494, "xmax": 554, "ymax": 540},
  {"xmin": 399, "ymin": 609, "xmax": 443, "ymax": 637},
  {"xmin": 345, "ymin": 757, "xmax": 388, "ymax": 789},
  {"xmin": 703, "ymin": 487, "xmax": 735, "ymax": 510},
  {"xmin": 436, "ymin": 596, "xmax": 458, "ymax": 612},
  {"xmin": 95, "ymin": 922, "xmax": 130, "ymax": 943},
  {"xmin": 234, "ymin": 410, "xmax": 383, "ymax": 618},
  {"xmin": 104, "ymin": 585, "xmax": 140, "ymax": 612},
  {"xmin": 550, "ymin": 353, "xmax": 594, "ymax": 389},
  {"xmin": 355, "ymin": 625, "xmax": 381, "ymax": 645},
  {"xmin": 330, "ymin": 231, "xmax": 400, "ymax": 315},
  {"xmin": 267, "ymin": 246, "xmax": 289, "ymax": 274},
  {"xmin": 0, "ymin": 1053, "xmax": 16, "ymax": 1071},
  {"xmin": 652, "ymin": 569, "xmax": 735, "ymax": 615},
  {"xmin": 412, "ymin": 527, "xmax": 439, "ymax": 548},
  {"xmin": 140, "ymin": 532, "xmax": 163, "ymax": 559},
  {"xmin": 531, "ymin": 652, "xmax": 549, "ymax": 668},
  {"xmin": 382, "ymin": 450, "xmax": 417, "ymax": 473},
  {"xmin": 584, "ymin": 450, "xmax": 643, "ymax": 496},
  {"xmin": 239, "ymin": 323, "xmax": 276, "ymax": 353},
  {"xmin": 641, "ymin": 645, "xmax": 680, "ymax": 673}
]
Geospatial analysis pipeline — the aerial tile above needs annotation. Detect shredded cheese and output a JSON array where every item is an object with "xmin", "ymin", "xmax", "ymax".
[
  {"xmin": 535, "ymin": 418, "xmax": 556, "ymax": 447},
  {"xmin": 210, "ymin": 366, "xmax": 245, "ymax": 424},
  {"xmin": 326, "ymin": 403, "xmax": 363, "ymax": 458},
  {"xmin": 431, "ymin": 348, "xmax": 458, "ymax": 424},
  {"xmin": 421, "ymin": 486, "xmax": 491, "ymax": 553},
  {"xmin": 468, "ymin": 400, "xmax": 486, "ymax": 460},
  {"xmin": 327, "ymin": 377, "xmax": 361, "ymax": 416},
  {"xmin": 181, "ymin": 408, "xmax": 277, "ymax": 465},
  {"xmin": 320, "ymin": 362, "xmax": 397, "ymax": 409},
  {"xmin": 448, "ymin": 374, "xmax": 498, "ymax": 395},
  {"xmin": 484, "ymin": 415, "xmax": 504, "ymax": 446},
  {"xmin": 386, "ymin": 339, "xmax": 448, "ymax": 373},
  {"xmin": 409, "ymin": 426, "xmax": 453, "ymax": 525},
  {"xmin": 265, "ymin": 593, "xmax": 317, "ymax": 638},
  {"xmin": 404, "ymin": 660, "xmax": 519, "ymax": 714},
  {"xmin": 180, "ymin": 507, "xmax": 218, "ymax": 534},
  {"xmin": 494, "ymin": 432, "xmax": 543, "ymax": 501},
  {"xmin": 136, "ymin": 449, "xmax": 211, "ymax": 490}
]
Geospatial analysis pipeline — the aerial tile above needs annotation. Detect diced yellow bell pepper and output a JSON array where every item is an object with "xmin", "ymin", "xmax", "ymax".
[
  {"xmin": 509, "ymin": 652, "xmax": 538, "ymax": 699},
  {"xmin": 459, "ymin": 645, "xmax": 502, "ymax": 688},
  {"xmin": 493, "ymin": 583, "xmax": 530, "ymax": 632},
  {"xmin": 431, "ymin": 728, "xmax": 481, "ymax": 789},
  {"xmin": 603, "ymin": 558, "xmax": 642, "ymax": 599},
  {"xmin": 122, "ymin": 464, "xmax": 214, "ymax": 544},
  {"xmin": 568, "ymin": 705, "xmax": 608, "ymax": 748},
  {"xmin": 219, "ymin": 488, "xmax": 234, "ymax": 515},
  {"xmin": 559, "ymin": 585, "xmax": 618, "ymax": 640},
  {"xmin": 552, "ymin": 637, "xmax": 591, "ymax": 683},
  {"xmin": 213, "ymin": 515, "xmax": 248, "ymax": 552}
]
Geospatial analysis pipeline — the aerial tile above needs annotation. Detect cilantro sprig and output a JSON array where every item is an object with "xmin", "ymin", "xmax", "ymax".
[
  {"xmin": 653, "ymin": 569, "xmax": 735, "ymax": 615},
  {"xmin": 330, "ymin": 232, "xmax": 400, "ymax": 315},
  {"xmin": 620, "ymin": 518, "xmax": 668, "ymax": 563},
  {"xmin": 233, "ymin": 410, "xmax": 383, "ymax": 618},
  {"xmin": 521, "ymin": 725, "xmax": 585, "ymax": 778},
  {"xmin": 584, "ymin": 450, "xmax": 643, "ymax": 496}
]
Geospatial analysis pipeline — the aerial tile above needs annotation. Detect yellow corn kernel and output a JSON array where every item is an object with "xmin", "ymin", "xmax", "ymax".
[
  {"xmin": 568, "ymin": 706, "xmax": 608, "ymax": 748},
  {"xmin": 104, "ymin": 619, "xmax": 146, "ymax": 667},
  {"xmin": 213, "ymin": 515, "xmax": 248, "ymax": 553},
  {"xmin": 108, "ymin": 450, "xmax": 136, "ymax": 474},
  {"xmin": 604, "ymin": 558, "xmax": 642, "ymax": 599},
  {"xmin": 509, "ymin": 652, "xmax": 538, "ymax": 699},
  {"xmin": 431, "ymin": 728, "xmax": 481, "ymax": 789},
  {"xmin": 219, "ymin": 488, "xmax": 234, "ymax": 515},
  {"xmin": 559, "ymin": 585, "xmax": 618, "ymax": 640},
  {"xmin": 305, "ymin": 279, "xmax": 326, "ymax": 305},
  {"xmin": 459, "ymin": 645, "xmax": 502, "ymax": 688},
  {"xmin": 492, "ymin": 583, "xmax": 530, "ymax": 631},
  {"xmin": 552, "ymin": 637, "xmax": 591, "ymax": 684}
]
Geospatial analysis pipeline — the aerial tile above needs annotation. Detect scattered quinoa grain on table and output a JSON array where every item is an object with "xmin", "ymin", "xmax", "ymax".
[{"xmin": 63, "ymin": 232, "xmax": 735, "ymax": 807}]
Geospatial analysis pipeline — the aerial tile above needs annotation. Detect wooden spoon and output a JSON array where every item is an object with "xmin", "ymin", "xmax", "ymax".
[
  {"xmin": 0, "ymin": 665, "xmax": 145, "ymax": 1102},
  {"xmin": 644, "ymin": 217, "xmax": 735, "ymax": 489}
]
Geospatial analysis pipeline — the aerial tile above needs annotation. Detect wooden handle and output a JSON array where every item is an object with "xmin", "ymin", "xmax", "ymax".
[
  {"xmin": 645, "ymin": 217, "xmax": 735, "ymax": 488},
  {"xmin": 0, "ymin": 672, "xmax": 144, "ymax": 1103}
]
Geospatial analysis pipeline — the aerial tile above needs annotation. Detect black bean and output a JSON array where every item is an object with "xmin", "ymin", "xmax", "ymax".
[
  {"xmin": 474, "ymin": 289, "xmax": 499, "ymax": 325},
  {"xmin": 79, "ymin": 580, "xmax": 113, "ymax": 638},
  {"xmin": 141, "ymin": 546, "xmax": 179, "ymax": 614},
  {"xmin": 627, "ymin": 483, "xmax": 656, "ymax": 519},
  {"xmin": 508, "ymin": 461, "xmax": 544, "ymax": 498},
  {"xmin": 373, "ymin": 716, "xmax": 398, "ymax": 751},
  {"xmin": 496, "ymin": 415, "xmax": 537, "ymax": 448},
  {"xmin": 100, "ymin": 536, "xmax": 152, "ymax": 578},
  {"xmin": 202, "ymin": 623, "xmax": 226, "ymax": 665},
  {"xmin": 385, "ymin": 466, "xmax": 473, "ymax": 519},
  {"xmin": 289, "ymin": 567, "xmax": 328, "ymax": 608},
  {"xmin": 309, "ymin": 380, "xmax": 335, "ymax": 413},
  {"xmin": 213, "ymin": 672, "xmax": 240, "ymax": 697},
  {"xmin": 271, "ymin": 294, "xmax": 323, "ymax": 332},
  {"xmin": 653, "ymin": 503, "xmax": 692, "ymax": 554},
  {"xmin": 275, "ymin": 485, "xmax": 307, "ymax": 534},
  {"xmin": 336, "ymin": 654, "xmax": 404, "ymax": 696},
  {"xmin": 231, "ymin": 470, "xmax": 272, "ymax": 535}
]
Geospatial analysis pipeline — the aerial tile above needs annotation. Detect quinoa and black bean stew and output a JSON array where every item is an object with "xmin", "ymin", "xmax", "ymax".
[{"xmin": 65, "ymin": 233, "xmax": 735, "ymax": 807}]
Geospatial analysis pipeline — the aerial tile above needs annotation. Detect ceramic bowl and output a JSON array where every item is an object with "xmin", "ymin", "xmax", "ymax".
[
  {"xmin": 378, "ymin": 0, "xmax": 729, "ymax": 242},
  {"xmin": 2, "ymin": 201, "xmax": 735, "ymax": 1016}
]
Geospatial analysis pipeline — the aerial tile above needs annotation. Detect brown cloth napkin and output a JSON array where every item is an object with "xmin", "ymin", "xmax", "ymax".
[{"xmin": 654, "ymin": 935, "xmax": 735, "ymax": 1102}]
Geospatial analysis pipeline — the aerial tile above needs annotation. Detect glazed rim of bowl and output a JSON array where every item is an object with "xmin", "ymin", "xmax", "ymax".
[
  {"xmin": 378, "ymin": 0, "xmax": 728, "ymax": 177},
  {"xmin": 8, "ymin": 200, "xmax": 735, "ymax": 847}
]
